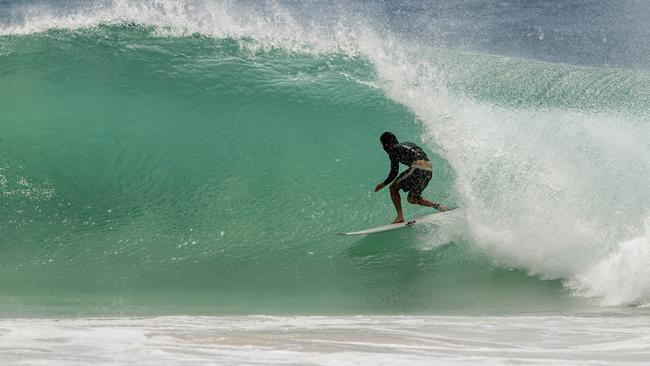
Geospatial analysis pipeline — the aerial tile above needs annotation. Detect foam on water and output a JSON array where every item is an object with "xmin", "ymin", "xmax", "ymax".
[
  {"xmin": 572, "ymin": 218, "xmax": 650, "ymax": 306},
  {"xmin": 1, "ymin": 315, "xmax": 649, "ymax": 365}
]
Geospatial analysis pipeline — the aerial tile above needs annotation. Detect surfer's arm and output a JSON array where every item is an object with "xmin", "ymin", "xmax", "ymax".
[{"xmin": 375, "ymin": 159, "xmax": 399, "ymax": 191}]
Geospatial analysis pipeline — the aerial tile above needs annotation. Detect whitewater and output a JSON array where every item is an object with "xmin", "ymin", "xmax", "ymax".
[{"xmin": 1, "ymin": 0, "xmax": 649, "ymax": 364}]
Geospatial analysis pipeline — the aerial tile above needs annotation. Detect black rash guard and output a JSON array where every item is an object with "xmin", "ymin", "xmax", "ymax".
[{"xmin": 382, "ymin": 142, "xmax": 429, "ymax": 185}]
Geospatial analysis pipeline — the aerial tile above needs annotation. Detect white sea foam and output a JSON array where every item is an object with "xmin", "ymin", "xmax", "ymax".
[
  {"xmin": 571, "ymin": 218, "xmax": 650, "ymax": 306},
  {"xmin": 0, "ymin": 315, "xmax": 648, "ymax": 365}
]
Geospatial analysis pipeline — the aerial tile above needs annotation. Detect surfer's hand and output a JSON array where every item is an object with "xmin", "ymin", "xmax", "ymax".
[{"xmin": 374, "ymin": 183, "xmax": 385, "ymax": 192}]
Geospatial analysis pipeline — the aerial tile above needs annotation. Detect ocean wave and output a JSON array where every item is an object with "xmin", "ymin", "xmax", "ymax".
[{"xmin": 1, "ymin": 1, "xmax": 649, "ymax": 311}]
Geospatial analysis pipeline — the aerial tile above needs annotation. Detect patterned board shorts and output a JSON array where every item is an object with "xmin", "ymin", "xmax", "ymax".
[{"xmin": 393, "ymin": 166, "xmax": 432, "ymax": 198}]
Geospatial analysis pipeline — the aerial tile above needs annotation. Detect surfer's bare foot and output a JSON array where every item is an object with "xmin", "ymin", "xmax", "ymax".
[
  {"xmin": 434, "ymin": 203, "xmax": 450, "ymax": 212},
  {"xmin": 392, "ymin": 216, "xmax": 404, "ymax": 224}
]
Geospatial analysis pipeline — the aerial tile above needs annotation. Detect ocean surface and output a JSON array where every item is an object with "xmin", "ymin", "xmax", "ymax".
[{"xmin": 1, "ymin": 0, "xmax": 649, "ymax": 364}]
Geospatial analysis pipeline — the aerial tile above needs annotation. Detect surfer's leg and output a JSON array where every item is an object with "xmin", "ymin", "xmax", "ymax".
[
  {"xmin": 389, "ymin": 184, "xmax": 404, "ymax": 224},
  {"xmin": 404, "ymin": 170, "xmax": 449, "ymax": 211},
  {"xmin": 407, "ymin": 195, "xmax": 449, "ymax": 211},
  {"xmin": 389, "ymin": 169, "xmax": 414, "ymax": 224}
]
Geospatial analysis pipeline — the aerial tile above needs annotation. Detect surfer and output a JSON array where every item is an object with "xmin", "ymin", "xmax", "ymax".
[{"xmin": 374, "ymin": 131, "xmax": 449, "ymax": 224}]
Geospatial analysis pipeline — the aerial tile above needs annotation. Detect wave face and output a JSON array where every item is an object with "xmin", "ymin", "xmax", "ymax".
[{"xmin": 1, "ymin": 0, "xmax": 649, "ymax": 315}]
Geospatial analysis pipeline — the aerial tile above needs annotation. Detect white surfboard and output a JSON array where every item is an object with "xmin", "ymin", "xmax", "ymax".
[{"xmin": 337, "ymin": 209, "xmax": 456, "ymax": 236}]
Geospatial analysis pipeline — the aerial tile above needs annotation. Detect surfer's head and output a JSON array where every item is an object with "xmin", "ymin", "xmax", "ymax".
[{"xmin": 380, "ymin": 131, "xmax": 398, "ymax": 152}]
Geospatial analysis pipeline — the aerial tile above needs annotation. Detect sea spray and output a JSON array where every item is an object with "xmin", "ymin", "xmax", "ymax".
[{"xmin": 571, "ymin": 217, "xmax": 650, "ymax": 306}]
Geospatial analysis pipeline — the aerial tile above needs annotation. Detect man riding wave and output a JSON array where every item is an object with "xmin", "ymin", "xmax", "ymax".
[{"xmin": 374, "ymin": 132, "xmax": 449, "ymax": 224}]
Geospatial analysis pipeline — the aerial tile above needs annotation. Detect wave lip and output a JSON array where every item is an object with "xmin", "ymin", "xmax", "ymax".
[{"xmin": 0, "ymin": 0, "xmax": 344, "ymax": 53}]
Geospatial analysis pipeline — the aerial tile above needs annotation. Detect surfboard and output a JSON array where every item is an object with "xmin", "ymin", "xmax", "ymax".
[{"xmin": 337, "ymin": 209, "xmax": 456, "ymax": 236}]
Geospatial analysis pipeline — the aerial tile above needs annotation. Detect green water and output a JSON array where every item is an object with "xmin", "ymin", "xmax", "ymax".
[{"xmin": 3, "ymin": 25, "xmax": 645, "ymax": 315}]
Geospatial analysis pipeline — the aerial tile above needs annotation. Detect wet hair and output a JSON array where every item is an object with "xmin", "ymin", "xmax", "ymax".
[{"xmin": 380, "ymin": 131, "xmax": 398, "ymax": 148}]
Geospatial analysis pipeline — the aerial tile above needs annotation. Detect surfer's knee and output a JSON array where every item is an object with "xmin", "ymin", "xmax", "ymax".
[{"xmin": 407, "ymin": 195, "xmax": 418, "ymax": 204}]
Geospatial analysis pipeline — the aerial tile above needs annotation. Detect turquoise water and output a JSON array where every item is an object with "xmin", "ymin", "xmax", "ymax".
[
  {"xmin": 1, "ymin": 2, "xmax": 649, "ymax": 317},
  {"xmin": 0, "ymin": 26, "xmax": 520, "ymax": 315}
]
